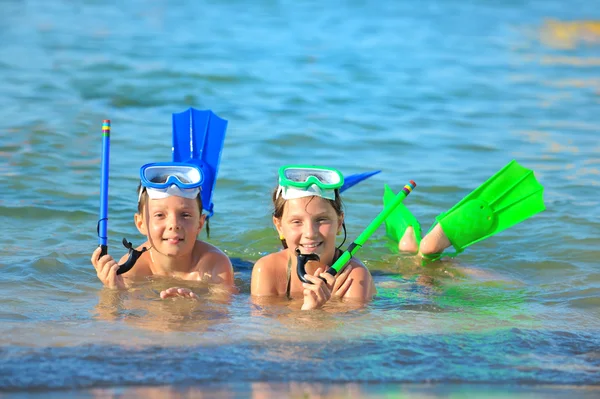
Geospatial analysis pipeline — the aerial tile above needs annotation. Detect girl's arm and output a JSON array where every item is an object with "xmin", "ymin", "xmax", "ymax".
[
  {"xmin": 250, "ymin": 256, "xmax": 280, "ymax": 296},
  {"xmin": 341, "ymin": 260, "xmax": 376, "ymax": 301}
]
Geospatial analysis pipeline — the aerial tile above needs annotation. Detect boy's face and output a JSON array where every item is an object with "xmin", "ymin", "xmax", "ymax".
[
  {"xmin": 135, "ymin": 195, "xmax": 205, "ymax": 257},
  {"xmin": 274, "ymin": 196, "xmax": 343, "ymax": 264}
]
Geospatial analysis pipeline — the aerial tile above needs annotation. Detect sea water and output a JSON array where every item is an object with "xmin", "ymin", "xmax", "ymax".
[{"xmin": 0, "ymin": 0, "xmax": 599, "ymax": 397}]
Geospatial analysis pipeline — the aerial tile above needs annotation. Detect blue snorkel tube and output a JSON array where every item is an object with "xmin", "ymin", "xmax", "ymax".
[
  {"xmin": 98, "ymin": 120, "xmax": 110, "ymax": 257},
  {"xmin": 97, "ymin": 120, "xmax": 146, "ymax": 275}
]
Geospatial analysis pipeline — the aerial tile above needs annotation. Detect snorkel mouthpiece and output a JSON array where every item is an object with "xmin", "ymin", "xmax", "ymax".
[
  {"xmin": 116, "ymin": 238, "xmax": 147, "ymax": 275},
  {"xmin": 295, "ymin": 248, "xmax": 327, "ymax": 284}
]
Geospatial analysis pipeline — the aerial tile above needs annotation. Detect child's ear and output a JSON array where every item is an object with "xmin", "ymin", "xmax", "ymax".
[
  {"xmin": 134, "ymin": 213, "xmax": 147, "ymax": 235},
  {"xmin": 198, "ymin": 214, "xmax": 206, "ymax": 231},
  {"xmin": 337, "ymin": 212, "xmax": 345, "ymax": 233},
  {"xmin": 272, "ymin": 216, "xmax": 283, "ymax": 236}
]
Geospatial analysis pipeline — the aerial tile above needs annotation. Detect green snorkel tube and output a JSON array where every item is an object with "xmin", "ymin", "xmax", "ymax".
[
  {"xmin": 96, "ymin": 120, "xmax": 147, "ymax": 275},
  {"xmin": 296, "ymin": 180, "xmax": 417, "ymax": 283}
]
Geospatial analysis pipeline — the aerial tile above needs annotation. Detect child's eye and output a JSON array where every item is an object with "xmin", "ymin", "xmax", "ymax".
[
  {"xmin": 182, "ymin": 213, "xmax": 192, "ymax": 218},
  {"xmin": 153, "ymin": 212, "xmax": 164, "ymax": 218}
]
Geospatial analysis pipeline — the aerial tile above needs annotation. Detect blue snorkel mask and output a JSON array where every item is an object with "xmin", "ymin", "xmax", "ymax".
[{"xmin": 138, "ymin": 162, "xmax": 204, "ymax": 202}]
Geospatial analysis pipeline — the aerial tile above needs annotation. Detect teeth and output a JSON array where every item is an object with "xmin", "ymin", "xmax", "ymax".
[{"xmin": 302, "ymin": 243, "xmax": 319, "ymax": 248}]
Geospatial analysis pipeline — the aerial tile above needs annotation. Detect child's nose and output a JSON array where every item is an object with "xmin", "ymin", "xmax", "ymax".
[
  {"xmin": 167, "ymin": 214, "xmax": 181, "ymax": 229},
  {"xmin": 303, "ymin": 221, "xmax": 318, "ymax": 237}
]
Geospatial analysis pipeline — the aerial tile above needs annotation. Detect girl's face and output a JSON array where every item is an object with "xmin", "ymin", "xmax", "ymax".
[
  {"xmin": 274, "ymin": 196, "xmax": 343, "ymax": 264},
  {"xmin": 135, "ymin": 195, "xmax": 205, "ymax": 258}
]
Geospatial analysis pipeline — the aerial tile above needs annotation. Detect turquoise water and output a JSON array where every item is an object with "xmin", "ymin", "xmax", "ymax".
[{"xmin": 1, "ymin": 0, "xmax": 599, "ymax": 396}]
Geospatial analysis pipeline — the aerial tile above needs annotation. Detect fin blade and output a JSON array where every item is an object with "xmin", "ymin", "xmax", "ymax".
[
  {"xmin": 172, "ymin": 108, "xmax": 228, "ymax": 217},
  {"xmin": 442, "ymin": 160, "xmax": 537, "ymax": 216},
  {"xmin": 340, "ymin": 170, "xmax": 381, "ymax": 193},
  {"xmin": 437, "ymin": 160, "xmax": 546, "ymax": 252},
  {"xmin": 382, "ymin": 184, "xmax": 421, "ymax": 244},
  {"xmin": 172, "ymin": 108, "xmax": 194, "ymax": 162},
  {"xmin": 383, "ymin": 184, "xmax": 397, "ymax": 240},
  {"xmin": 493, "ymin": 178, "xmax": 545, "ymax": 235},
  {"xmin": 383, "ymin": 183, "xmax": 395, "ymax": 205}
]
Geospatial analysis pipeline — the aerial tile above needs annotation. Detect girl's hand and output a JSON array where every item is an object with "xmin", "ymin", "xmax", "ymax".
[
  {"xmin": 301, "ymin": 267, "xmax": 335, "ymax": 310},
  {"xmin": 160, "ymin": 287, "xmax": 199, "ymax": 300},
  {"xmin": 331, "ymin": 264, "xmax": 353, "ymax": 299},
  {"xmin": 91, "ymin": 247, "xmax": 126, "ymax": 290}
]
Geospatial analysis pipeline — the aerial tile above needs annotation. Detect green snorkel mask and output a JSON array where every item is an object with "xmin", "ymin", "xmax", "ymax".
[{"xmin": 277, "ymin": 164, "xmax": 345, "ymax": 200}]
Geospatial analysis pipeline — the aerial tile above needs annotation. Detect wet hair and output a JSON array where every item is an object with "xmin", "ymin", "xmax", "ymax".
[
  {"xmin": 136, "ymin": 182, "xmax": 211, "ymax": 237},
  {"xmin": 272, "ymin": 187, "xmax": 345, "ymax": 249}
]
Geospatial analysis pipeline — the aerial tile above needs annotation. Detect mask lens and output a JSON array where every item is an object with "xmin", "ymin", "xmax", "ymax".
[
  {"xmin": 141, "ymin": 163, "xmax": 203, "ymax": 189},
  {"xmin": 282, "ymin": 166, "xmax": 342, "ymax": 189}
]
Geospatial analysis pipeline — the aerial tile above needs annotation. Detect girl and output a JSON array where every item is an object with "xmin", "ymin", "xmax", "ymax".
[{"xmin": 251, "ymin": 165, "xmax": 376, "ymax": 310}]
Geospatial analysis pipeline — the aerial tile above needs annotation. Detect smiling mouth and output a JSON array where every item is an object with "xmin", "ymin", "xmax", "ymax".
[
  {"xmin": 164, "ymin": 238, "xmax": 184, "ymax": 244},
  {"xmin": 300, "ymin": 242, "xmax": 322, "ymax": 251}
]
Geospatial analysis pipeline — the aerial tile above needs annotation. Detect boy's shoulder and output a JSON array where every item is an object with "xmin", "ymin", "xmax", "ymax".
[
  {"xmin": 194, "ymin": 240, "xmax": 231, "ymax": 264},
  {"xmin": 193, "ymin": 239, "xmax": 226, "ymax": 255},
  {"xmin": 193, "ymin": 240, "xmax": 233, "ymax": 280}
]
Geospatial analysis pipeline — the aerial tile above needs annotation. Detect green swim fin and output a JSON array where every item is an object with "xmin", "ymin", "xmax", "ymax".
[
  {"xmin": 383, "ymin": 184, "xmax": 422, "ymax": 248},
  {"xmin": 435, "ymin": 160, "xmax": 545, "ymax": 255}
]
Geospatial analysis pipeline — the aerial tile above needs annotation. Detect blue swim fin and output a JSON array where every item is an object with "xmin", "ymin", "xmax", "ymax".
[
  {"xmin": 172, "ymin": 108, "xmax": 228, "ymax": 218},
  {"xmin": 340, "ymin": 170, "xmax": 381, "ymax": 193}
]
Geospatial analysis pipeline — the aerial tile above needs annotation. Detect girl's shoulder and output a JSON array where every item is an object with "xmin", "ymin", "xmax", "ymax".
[
  {"xmin": 254, "ymin": 250, "xmax": 287, "ymax": 268},
  {"xmin": 348, "ymin": 256, "xmax": 367, "ymax": 268},
  {"xmin": 346, "ymin": 256, "xmax": 372, "ymax": 279},
  {"xmin": 251, "ymin": 250, "xmax": 288, "ymax": 296}
]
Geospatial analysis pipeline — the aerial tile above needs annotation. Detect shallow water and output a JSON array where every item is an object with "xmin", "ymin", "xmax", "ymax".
[{"xmin": 1, "ymin": 0, "xmax": 599, "ymax": 396}]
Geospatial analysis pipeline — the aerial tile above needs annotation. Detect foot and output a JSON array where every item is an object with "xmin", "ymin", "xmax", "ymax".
[
  {"xmin": 398, "ymin": 226, "xmax": 419, "ymax": 253},
  {"xmin": 384, "ymin": 185, "xmax": 422, "ymax": 253},
  {"xmin": 419, "ymin": 224, "xmax": 452, "ymax": 255}
]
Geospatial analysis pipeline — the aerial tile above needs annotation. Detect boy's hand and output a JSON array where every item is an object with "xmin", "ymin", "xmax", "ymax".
[
  {"xmin": 301, "ymin": 267, "xmax": 335, "ymax": 310},
  {"xmin": 160, "ymin": 287, "xmax": 199, "ymax": 300},
  {"xmin": 91, "ymin": 247, "xmax": 126, "ymax": 290}
]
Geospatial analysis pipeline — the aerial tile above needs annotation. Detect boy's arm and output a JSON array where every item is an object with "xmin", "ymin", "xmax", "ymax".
[{"xmin": 204, "ymin": 251, "xmax": 235, "ymax": 286}]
